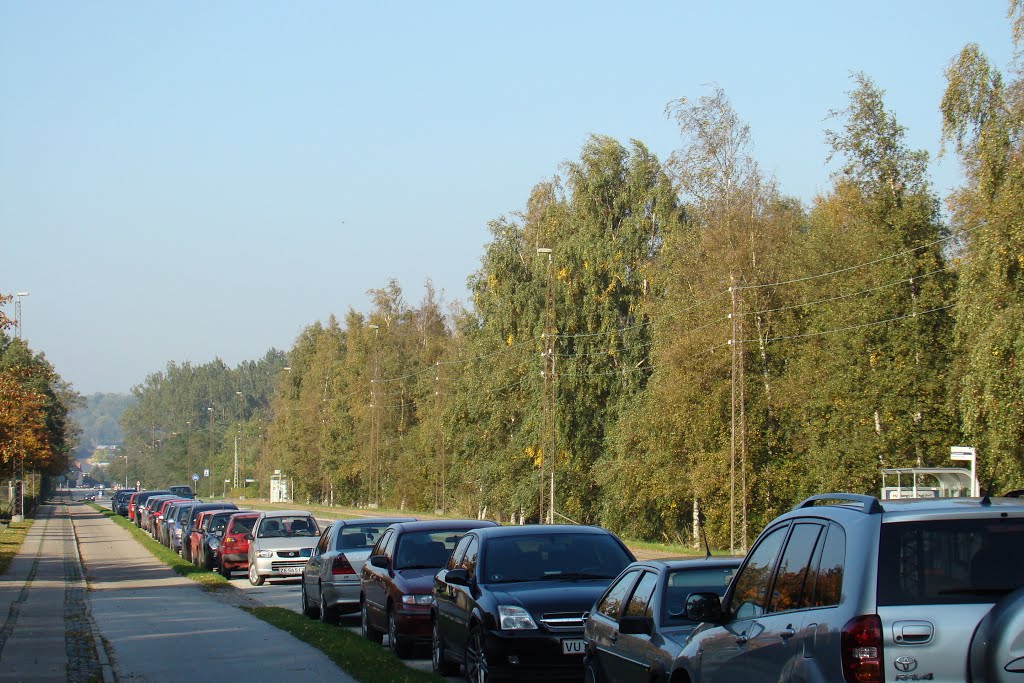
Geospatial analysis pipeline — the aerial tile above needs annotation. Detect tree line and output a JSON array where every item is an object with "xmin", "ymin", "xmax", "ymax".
[{"xmin": 117, "ymin": 12, "xmax": 1024, "ymax": 549}]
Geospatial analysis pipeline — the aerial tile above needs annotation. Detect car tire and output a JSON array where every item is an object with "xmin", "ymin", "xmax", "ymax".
[
  {"xmin": 465, "ymin": 624, "xmax": 490, "ymax": 683},
  {"xmin": 584, "ymin": 658, "xmax": 601, "ymax": 683},
  {"xmin": 219, "ymin": 562, "xmax": 231, "ymax": 578},
  {"xmin": 388, "ymin": 606, "xmax": 413, "ymax": 659},
  {"xmin": 319, "ymin": 586, "xmax": 339, "ymax": 625},
  {"xmin": 432, "ymin": 617, "xmax": 458, "ymax": 676},
  {"xmin": 301, "ymin": 582, "xmax": 319, "ymax": 619},
  {"xmin": 203, "ymin": 550, "xmax": 214, "ymax": 571},
  {"xmin": 248, "ymin": 563, "xmax": 265, "ymax": 586},
  {"xmin": 361, "ymin": 599, "xmax": 383, "ymax": 643}
]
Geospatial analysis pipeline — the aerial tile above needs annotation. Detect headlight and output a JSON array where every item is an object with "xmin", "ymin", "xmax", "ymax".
[
  {"xmin": 208, "ymin": 538, "xmax": 220, "ymax": 550},
  {"xmin": 401, "ymin": 594, "xmax": 433, "ymax": 606},
  {"xmin": 257, "ymin": 550, "xmax": 273, "ymax": 558},
  {"xmin": 498, "ymin": 605, "xmax": 537, "ymax": 630}
]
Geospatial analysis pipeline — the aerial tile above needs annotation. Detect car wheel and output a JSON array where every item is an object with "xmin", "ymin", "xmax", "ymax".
[
  {"xmin": 248, "ymin": 563, "xmax": 265, "ymax": 586},
  {"xmin": 388, "ymin": 606, "xmax": 413, "ymax": 659},
  {"xmin": 204, "ymin": 551, "xmax": 214, "ymax": 571},
  {"xmin": 301, "ymin": 582, "xmax": 319, "ymax": 619},
  {"xmin": 465, "ymin": 624, "xmax": 490, "ymax": 683},
  {"xmin": 319, "ymin": 586, "xmax": 339, "ymax": 625},
  {"xmin": 584, "ymin": 658, "xmax": 601, "ymax": 683},
  {"xmin": 432, "ymin": 617, "xmax": 458, "ymax": 676},
  {"xmin": 219, "ymin": 562, "xmax": 231, "ymax": 578},
  {"xmin": 361, "ymin": 599, "xmax": 383, "ymax": 643}
]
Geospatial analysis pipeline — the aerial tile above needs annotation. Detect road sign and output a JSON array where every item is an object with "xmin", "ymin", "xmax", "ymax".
[
  {"xmin": 192, "ymin": 473, "xmax": 199, "ymax": 482},
  {"xmin": 203, "ymin": 469, "xmax": 210, "ymax": 478}
]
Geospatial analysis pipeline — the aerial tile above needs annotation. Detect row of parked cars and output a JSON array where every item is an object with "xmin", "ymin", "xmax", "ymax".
[{"xmin": 110, "ymin": 488, "xmax": 1024, "ymax": 682}]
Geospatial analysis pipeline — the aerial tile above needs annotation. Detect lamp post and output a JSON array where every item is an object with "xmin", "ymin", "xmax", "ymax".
[
  {"xmin": 208, "ymin": 406, "xmax": 215, "ymax": 497},
  {"xmin": 121, "ymin": 454, "xmax": 129, "ymax": 489},
  {"xmin": 14, "ymin": 292, "xmax": 29, "ymax": 339},
  {"xmin": 234, "ymin": 391, "xmax": 243, "ymax": 489},
  {"xmin": 186, "ymin": 420, "xmax": 192, "ymax": 482}
]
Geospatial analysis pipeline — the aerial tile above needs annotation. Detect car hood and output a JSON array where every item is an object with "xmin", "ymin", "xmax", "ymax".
[
  {"xmin": 488, "ymin": 580, "xmax": 609, "ymax": 615},
  {"xmin": 255, "ymin": 537, "xmax": 317, "ymax": 552}
]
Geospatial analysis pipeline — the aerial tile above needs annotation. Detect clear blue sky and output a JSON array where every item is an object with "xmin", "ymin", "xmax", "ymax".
[{"xmin": 1, "ymin": 1, "xmax": 1013, "ymax": 395}]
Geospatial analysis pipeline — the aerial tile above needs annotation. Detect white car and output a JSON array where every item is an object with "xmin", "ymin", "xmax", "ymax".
[{"xmin": 247, "ymin": 510, "xmax": 320, "ymax": 586}]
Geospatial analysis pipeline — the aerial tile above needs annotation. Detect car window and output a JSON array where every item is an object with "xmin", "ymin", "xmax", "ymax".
[
  {"xmin": 624, "ymin": 571, "xmax": 659, "ymax": 619},
  {"xmin": 808, "ymin": 523, "xmax": 845, "ymax": 607},
  {"xmin": 768, "ymin": 522, "xmax": 824, "ymax": 614},
  {"xmin": 878, "ymin": 518, "xmax": 1024, "ymax": 605},
  {"xmin": 229, "ymin": 516, "xmax": 257, "ymax": 535},
  {"xmin": 728, "ymin": 524, "xmax": 789, "ymax": 620},
  {"xmin": 481, "ymin": 533, "xmax": 633, "ymax": 583},
  {"xmin": 394, "ymin": 529, "xmax": 463, "ymax": 569},
  {"xmin": 209, "ymin": 514, "xmax": 230, "ymax": 534},
  {"xmin": 448, "ymin": 535, "xmax": 472, "ymax": 570},
  {"xmin": 662, "ymin": 565, "xmax": 740, "ymax": 624},
  {"xmin": 371, "ymin": 529, "xmax": 392, "ymax": 558},
  {"xmin": 459, "ymin": 538, "xmax": 480, "ymax": 577},
  {"xmin": 316, "ymin": 528, "xmax": 332, "ymax": 554},
  {"xmin": 596, "ymin": 570, "xmax": 639, "ymax": 619}
]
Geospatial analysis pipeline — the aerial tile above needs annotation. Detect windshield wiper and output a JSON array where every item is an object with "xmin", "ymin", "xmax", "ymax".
[
  {"xmin": 543, "ymin": 572, "xmax": 608, "ymax": 580},
  {"xmin": 398, "ymin": 564, "xmax": 439, "ymax": 570}
]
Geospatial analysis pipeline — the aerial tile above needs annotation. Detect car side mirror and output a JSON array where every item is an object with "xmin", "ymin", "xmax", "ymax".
[
  {"xmin": 370, "ymin": 555, "xmax": 389, "ymax": 569},
  {"xmin": 685, "ymin": 592, "xmax": 724, "ymax": 623},
  {"xmin": 445, "ymin": 568, "xmax": 470, "ymax": 586},
  {"xmin": 618, "ymin": 615, "xmax": 654, "ymax": 636}
]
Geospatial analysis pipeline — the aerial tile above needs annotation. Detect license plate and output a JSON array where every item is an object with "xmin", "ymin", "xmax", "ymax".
[
  {"xmin": 278, "ymin": 566, "xmax": 303, "ymax": 575},
  {"xmin": 562, "ymin": 639, "xmax": 585, "ymax": 655}
]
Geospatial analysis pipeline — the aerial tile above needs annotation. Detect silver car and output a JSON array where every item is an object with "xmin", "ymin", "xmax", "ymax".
[
  {"xmin": 300, "ymin": 517, "xmax": 414, "ymax": 623},
  {"xmin": 247, "ymin": 510, "xmax": 320, "ymax": 586},
  {"xmin": 672, "ymin": 493, "xmax": 1024, "ymax": 683}
]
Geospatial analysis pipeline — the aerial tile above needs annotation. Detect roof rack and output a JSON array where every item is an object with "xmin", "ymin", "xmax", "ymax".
[{"xmin": 793, "ymin": 493, "xmax": 883, "ymax": 514}]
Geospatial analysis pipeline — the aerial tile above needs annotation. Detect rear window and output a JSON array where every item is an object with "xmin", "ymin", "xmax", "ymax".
[
  {"xmin": 335, "ymin": 524, "xmax": 388, "ymax": 551},
  {"xmin": 878, "ymin": 518, "xmax": 1024, "ymax": 605},
  {"xmin": 663, "ymin": 566, "xmax": 739, "ymax": 624},
  {"xmin": 258, "ymin": 516, "xmax": 318, "ymax": 538},
  {"xmin": 228, "ymin": 516, "xmax": 257, "ymax": 534},
  {"xmin": 481, "ymin": 533, "xmax": 632, "ymax": 584}
]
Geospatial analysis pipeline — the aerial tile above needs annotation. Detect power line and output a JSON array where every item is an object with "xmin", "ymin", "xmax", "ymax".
[{"xmin": 741, "ymin": 302, "xmax": 957, "ymax": 345}]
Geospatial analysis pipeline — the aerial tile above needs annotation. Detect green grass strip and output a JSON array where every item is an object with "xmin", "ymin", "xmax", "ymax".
[
  {"xmin": 242, "ymin": 606, "xmax": 445, "ymax": 683},
  {"xmin": 0, "ymin": 520, "xmax": 33, "ymax": 576},
  {"xmin": 88, "ymin": 503, "xmax": 230, "ymax": 589}
]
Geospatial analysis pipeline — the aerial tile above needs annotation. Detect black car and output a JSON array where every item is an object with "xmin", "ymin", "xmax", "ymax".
[
  {"xmin": 112, "ymin": 488, "xmax": 137, "ymax": 516},
  {"xmin": 178, "ymin": 502, "xmax": 238, "ymax": 562},
  {"xmin": 130, "ymin": 490, "xmax": 171, "ymax": 527},
  {"xmin": 196, "ymin": 508, "xmax": 255, "ymax": 570},
  {"xmin": 583, "ymin": 557, "xmax": 741, "ymax": 682},
  {"xmin": 431, "ymin": 524, "xmax": 635, "ymax": 681},
  {"xmin": 168, "ymin": 484, "xmax": 195, "ymax": 498}
]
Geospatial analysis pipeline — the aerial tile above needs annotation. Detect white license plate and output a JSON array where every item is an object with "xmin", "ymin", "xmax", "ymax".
[
  {"xmin": 278, "ymin": 566, "xmax": 303, "ymax": 575},
  {"xmin": 562, "ymin": 639, "xmax": 585, "ymax": 655}
]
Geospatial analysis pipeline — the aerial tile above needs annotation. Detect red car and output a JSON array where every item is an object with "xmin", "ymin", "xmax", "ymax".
[
  {"xmin": 360, "ymin": 519, "xmax": 498, "ymax": 657},
  {"xmin": 218, "ymin": 512, "xmax": 260, "ymax": 578},
  {"xmin": 127, "ymin": 492, "xmax": 140, "ymax": 521}
]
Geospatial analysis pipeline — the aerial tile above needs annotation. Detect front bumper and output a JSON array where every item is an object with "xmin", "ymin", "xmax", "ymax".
[
  {"xmin": 480, "ymin": 628, "xmax": 587, "ymax": 680},
  {"xmin": 251, "ymin": 555, "xmax": 306, "ymax": 579}
]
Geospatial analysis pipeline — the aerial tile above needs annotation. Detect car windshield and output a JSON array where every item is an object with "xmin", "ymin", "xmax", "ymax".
[
  {"xmin": 663, "ymin": 566, "xmax": 739, "ymax": 624},
  {"xmin": 175, "ymin": 506, "xmax": 193, "ymax": 523},
  {"xmin": 394, "ymin": 530, "xmax": 463, "ymax": 569},
  {"xmin": 878, "ymin": 517, "xmax": 1024, "ymax": 605},
  {"xmin": 481, "ymin": 533, "xmax": 632, "ymax": 584},
  {"xmin": 209, "ymin": 514, "xmax": 232, "ymax": 534},
  {"xmin": 335, "ymin": 524, "xmax": 386, "ymax": 551},
  {"xmin": 259, "ymin": 516, "xmax": 317, "ymax": 538}
]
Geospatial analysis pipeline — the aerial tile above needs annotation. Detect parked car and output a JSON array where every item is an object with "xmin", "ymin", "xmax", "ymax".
[
  {"xmin": 168, "ymin": 501, "xmax": 203, "ymax": 553},
  {"xmin": 179, "ymin": 502, "xmax": 238, "ymax": 562},
  {"xmin": 157, "ymin": 500, "xmax": 190, "ymax": 546},
  {"xmin": 112, "ymin": 488, "xmax": 137, "ymax": 516},
  {"xmin": 149, "ymin": 497, "xmax": 187, "ymax": 537},
  {"xmin": 583, "ymin": 557, "xmax": 741, "ymax": 682},
  {"xmin": 219, "ymin": 512, "xmax": 260, "ymax": 577},
  {"xmin": 168, "ymin": 485, "xmax": 195, "ymax": 498},
  {"xmin": 195, "ymin": 508, "xmax": 255, "ymax": 570},
  {"xmin": 431, "ymin": 524, "xmax": 635, "ymax": 681},
  {"xmin": 359, "ymin": 519, "xmax": 497, "ymax": 657},
  {"xmin": 130, "ymin": 490, "xmax": 170, "ymax": 527},
  {"xmin": 300, "ymin": 516, "xmax": 415, "ymax": 623},
  {"xmin": 671, "ymin": 493, "xmax": 1024, "ymax": 683},
  {"xmin": 248, "ymin": 510, "xmax": 320, "ymax": 586}
]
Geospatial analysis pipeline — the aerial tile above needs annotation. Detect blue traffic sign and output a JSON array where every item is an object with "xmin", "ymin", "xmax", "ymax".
[{"xmin": 192, "ymin": 473, "xmax": 199, "ymax": 482}]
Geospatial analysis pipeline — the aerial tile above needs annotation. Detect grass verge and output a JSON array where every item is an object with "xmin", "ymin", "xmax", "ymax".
[
  {"xmin": 242, "ymin": 606, "xmax": 444, "ymax": 683},
  {"xmin": 87, "ymin": 503, "xmax": 230, "ymax": 589},
  {"xmin": 0, "ymin": 520, "xmax": 33, "ymax": 575}
]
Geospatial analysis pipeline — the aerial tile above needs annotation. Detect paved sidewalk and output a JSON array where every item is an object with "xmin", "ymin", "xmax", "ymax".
[
  {"xmin": 0, "ymin": 503, "xmax": 101, "ymax": 682},
  {"xmin": 1, "ymin": 499, "xmax": 359, "ymax": 683}
]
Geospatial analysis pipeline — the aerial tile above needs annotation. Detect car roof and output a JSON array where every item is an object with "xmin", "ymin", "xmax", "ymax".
[
  {"xmin": 627, "ymin": 557, "xmax": 744, "ymax": 572},
  {"xmin": 470, "ymin": 524, "xmax": 613, "ymax": 539},
  {"xmin": 388, "ymin": 519, "xmax": 498, "ymax": 534},
  {"xmin": 259, "ymin": 509, "xmax": 313, "ymax": 518},
  {"xmin": 330, "ymin": 517, "xmax": 416, "ymax": 528},
  {"xmin": 786, "ymin": 493, "xmax": 1024, "ymax": 525}
]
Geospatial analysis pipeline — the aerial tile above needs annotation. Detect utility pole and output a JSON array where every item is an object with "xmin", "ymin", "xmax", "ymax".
[
  {"xmin": 208, "ymin": 405, "xmax": 215, "ymax": 498},
  {"xmin": 368, "ymin": 324, "xmax": 380, "ymax": 506},
  {"xmin": 729, "ymin": 276, "xmax": 737, "ymax": 553},
  {"xmin": 538, "ymin": 247, "xmax": 555, "ymax": 523},
  {"xmin": 14, "ymin": 292, "xmax": 28, "ymax": 339},
  {"xmin": 234, "ymin": 391, "xmax": 243, "ymax": 489},
  {"xmin": 435, "ymin": 361, "xmax": 446, "ymax": 513}
]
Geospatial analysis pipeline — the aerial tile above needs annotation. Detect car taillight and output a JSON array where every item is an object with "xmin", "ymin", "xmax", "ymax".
[
  {"xmin": 332, "ymin": 554, "xmax": 355, "ymax": 575},
  {"xmin": 841, "ymin": 615, "xmax": 883, "ymax": 683}
]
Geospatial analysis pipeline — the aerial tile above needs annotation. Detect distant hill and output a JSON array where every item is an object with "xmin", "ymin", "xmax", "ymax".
[{"xmin": 72, "ymin": 393, "xmax": 136, "ymax": 459}]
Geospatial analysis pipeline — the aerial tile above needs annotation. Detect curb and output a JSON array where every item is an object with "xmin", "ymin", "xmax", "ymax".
[{"xmin": 64, "ymin": 502, "xmax": 116, "ymax": 683}]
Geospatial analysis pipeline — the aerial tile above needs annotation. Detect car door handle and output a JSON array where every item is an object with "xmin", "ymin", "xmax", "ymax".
[
  {"xmin": 780, "ymin": 626, "xmax": 796, "ymax": 640},
  {"xmin": 735, "ymin": 632, "xmax": 749, "ymax": 645},
  {"xmin": 610, "ymin": 631, "xmax": 619, "ymax": 643}
]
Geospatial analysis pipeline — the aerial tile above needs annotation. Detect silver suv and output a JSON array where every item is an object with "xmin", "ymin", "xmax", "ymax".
[{"xmin": 671, "ymin": 493, "xmax": 1024, "ymax": 683}]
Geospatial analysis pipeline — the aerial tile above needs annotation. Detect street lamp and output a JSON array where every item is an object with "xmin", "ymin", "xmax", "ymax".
[
  {"xmin": 537, "ymin": 247, "xmax": 555, "ymax": 523},
  {"xmin": 14, "ymin": 292, "xmax": 29, "ymax": 339},
  {"xmin": 234, "ymin": 391, "xmax": 243, "ymax": 489},
  {"xmin": 121, "ymin": 454, "xmax": 129, "ymax": 489},
  {"xmin": 208, "ymin": 406, "xmax": 215, "ymax": 497},
  {"xmin": 368, "ymin": 324, "xmax": 380, "ymax": 506}
]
